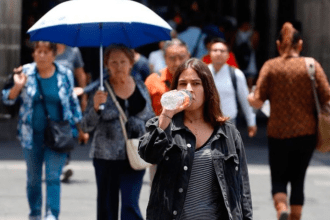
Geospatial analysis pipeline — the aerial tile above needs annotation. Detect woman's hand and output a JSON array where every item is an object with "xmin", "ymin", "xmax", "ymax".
[
  {"xmin": 248, "ymin": 125, "xmax": 257, "ymax": 137},
  {"xmin": 13, "ymin": 66, "xmax": 27, "ymax": 89},
  {"xmin": 8, "ymin": 66, "xmax": 27, "ymax": 100},
  {"xmin": 247, "ymin": 93, "xmax": 263, "ymax": 109},
  {"xmin": 158, "ymin": 101, "xmax": 189, "ymax": 130},
  {"xmin": 78, "ymin": 129, "xmax": 89, "ymax": 145},
  {"xmin": 93, "ymin": 90, "xmax": 108, "ymax": 112}
]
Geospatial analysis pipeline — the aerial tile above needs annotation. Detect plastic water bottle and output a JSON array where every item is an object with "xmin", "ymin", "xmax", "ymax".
[{"xmin": 160, "ymin": 90, "xmax": 192, "ymax": 110}]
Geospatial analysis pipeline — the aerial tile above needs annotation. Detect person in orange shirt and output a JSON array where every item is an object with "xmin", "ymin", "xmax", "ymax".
[
  {"xmin": 145, "ymin": 39, "xmax": 190, "ymax": 116},
  {"xmin": 145, "ymin": 38, "xmax": 190, "ymax": 185},
  {"xmin": 202, "ymin": 35, "xmax": 239, "ymax": 68}
]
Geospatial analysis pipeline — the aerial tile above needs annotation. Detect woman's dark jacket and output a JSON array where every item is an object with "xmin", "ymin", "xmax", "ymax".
[
  {"xmin": 81, "ymin": 78, "xmax": 155, "ymax": 160},
  {"xmin": 139, "ymin": 114, "xmax": 253, "ymax": 220}
]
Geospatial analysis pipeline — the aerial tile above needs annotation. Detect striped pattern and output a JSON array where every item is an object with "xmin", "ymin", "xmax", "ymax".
[{"xmin": 180, "ymin": 140, "xmax": 222, "ymax": 220}]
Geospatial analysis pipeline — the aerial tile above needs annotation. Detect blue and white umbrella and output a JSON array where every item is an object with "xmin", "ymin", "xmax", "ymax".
[{"xmin": 27, "ymin": 0, "xmax": 172, "ymax": 93}]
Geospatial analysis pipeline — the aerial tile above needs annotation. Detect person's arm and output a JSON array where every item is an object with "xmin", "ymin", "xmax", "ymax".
[
  {"xmin": 8, "ymin": 66, "xmax": 27, "ymax": 100},
  {"xmin": 235, "ymin": 132, "xmax": 253, "ymax": 220},
  {"xmin": 235, "ymin": 69, "xmax": 256, "ymax": 127},
  {"xmin": 67, "ymin": 70, "xmax": 83, "ymax": 125},
  {"xmin": 139, "ymin": 104, "xmax": 186, "ymax": 164},
  {"xmin": 74, "ymin": 67, "xmax": 88, "ymax": 111},
  {"xmin": 248, "ymin": 61, "xmax": 270, "ymax": 109},
  {"xmin": 145, "ymin": 73, "xmax": 163, "ymax": 115},
  {"xmin": 138, "ymin": 116, "xmax": 174, "ymax": 164},
  {"xmin": 247, "ymin": 93, "xmax": 264, "ymax": 109},
  {"xmin": 8, "ymin": 82, "xmax": 25, "ymax": 100},
  {"xmin": 314, "ymin": 60, "xmax": 330, "ymax": 105},
  {"xmin": 73, "ymin": 48, "xmax": 88, "ymax": 111},
  {"xmin": 80, "ymin": 89, "xmax": 107, "ymax": 133}
]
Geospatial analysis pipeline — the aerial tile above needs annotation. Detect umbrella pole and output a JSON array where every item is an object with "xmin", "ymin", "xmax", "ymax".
[
  {"xmin": 99, "ymin": 44, "xmax": 105, "ymax": 110},
  {"xmin": 99, "ymin": 44, "xmax": 104, "ymax": 91}
]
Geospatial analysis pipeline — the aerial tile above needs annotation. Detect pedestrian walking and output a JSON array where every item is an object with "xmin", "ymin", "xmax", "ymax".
[
  {"xmin": 2, "ymin": 41, "xmax": 82, "ymax": 220},
  {"xmin": 55, "ymin": 43, "xmax": 90, "ymax": 183},
  {"xmin": 208, "ymin": 37, "xmax": 257, "ymax": 138},
  {"xmin": 144, "ymin": 38, "xmax": 190, "ymax": 185},
  {"xmin": 232, "ymin": 20, "xmax": 259, "ymax": 91},
  {"xmin": 148, "ymin": 41, "xmax": 166, "ymax": 75},
  {"xmin": 55, "ymin": 44, "xmax": 88, "ymax": 111},
  {"xmin": 139, "ymin": 58, "xmax": 253, "ymax": 220},
  {"xmin": 131, "ymin": 50, "xmax": 151, "ymax": 82},
  {"xmin": 248, "ymin": 22, "xmax": 330, "ymax": 220},
  {"xmin": 80, "ymin": 44, "xmax": 154, "ymax": 220}
]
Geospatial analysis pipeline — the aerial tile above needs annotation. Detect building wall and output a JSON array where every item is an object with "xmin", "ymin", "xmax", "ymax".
[
  {"xmin": 0, "ymin": 0, "xmax": 22, "ymax": 79},
  {"xmin": 0, "ymin": 0, "xmax": 22, "ymax": 139},
  {"xmin": 296, "ymin": 0, "xmax": 330, "ymax": 78}
]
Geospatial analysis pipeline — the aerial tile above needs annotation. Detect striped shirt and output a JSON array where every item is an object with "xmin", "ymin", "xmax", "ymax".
[{"xmin": 180, "ymin": 133, "xmax": 223, "ymax": 220}]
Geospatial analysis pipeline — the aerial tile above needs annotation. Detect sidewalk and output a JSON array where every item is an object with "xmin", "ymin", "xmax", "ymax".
[{"xmin": 1, "ymin": 116, "xmax": 330, "ymax": 219}]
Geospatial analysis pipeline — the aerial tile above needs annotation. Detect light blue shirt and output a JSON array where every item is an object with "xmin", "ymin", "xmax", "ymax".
[
  {"xmin": 148, "ymin": 49, "xmax": 166, "ymax": 74},
  {"xmin": 178, "ymin": 27, "xmax": 208, "ymax": 59},
  {"xmin": 55, "ymin": 46, "xmax": 84, "ymax": 73},
  {"xmin": 208, "ymin": 64, "xmax": 256, "ymax": 127}
]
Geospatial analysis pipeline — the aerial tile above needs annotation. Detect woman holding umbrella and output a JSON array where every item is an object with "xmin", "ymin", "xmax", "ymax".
[
  {"xmin": 80, "ymin": 44, "xmax": 154, "ymax": 220},
  {"xmin": 2, "ymin": 41, "xmax": 82, "ymax": 220}
]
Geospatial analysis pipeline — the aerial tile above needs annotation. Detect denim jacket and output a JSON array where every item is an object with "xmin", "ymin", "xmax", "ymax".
[
  {"xmin": 2, "ymin": 62, "xmax": 82, "ymax": 149},
  {"xmin": 139, "ymin": 113, "xmax": 253, "ymax": 220},
  {"xmin": 81, "ymin": 78, "xmax": 155, "ymax": 160}
]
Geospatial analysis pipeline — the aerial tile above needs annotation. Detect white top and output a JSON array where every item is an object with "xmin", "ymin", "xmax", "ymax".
[
  {"xmin": 148, "ymin": 49, "xmax": 166, "ymax": 74},
  {"xmin": 208, "ymin": 64, "xmax": 256, "ymax": 126}
]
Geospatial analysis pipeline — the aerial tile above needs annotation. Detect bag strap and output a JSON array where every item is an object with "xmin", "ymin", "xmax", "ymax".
[
  {"xmin": 35, "ymin": 76, "xmax": 50, "ymax": 118},
  {"xmin": 104, "ymin": 81, "xmax": 128, "ymax": 123},
  {"xmin": 104, "ymin": 81, "xmax": 130, "ymax": 142},
  {"xmin": 305, "ymin": 57, "xmax": 321, "ymax": 114},
  {"xmin": 229, "ymin": 66, "xmax": 239, "ymax": 108}
]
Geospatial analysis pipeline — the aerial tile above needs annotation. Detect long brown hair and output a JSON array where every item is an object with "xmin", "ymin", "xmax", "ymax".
[{"xmin": 171, "ymin": 58, "xmax": 228, "ymax": 126}]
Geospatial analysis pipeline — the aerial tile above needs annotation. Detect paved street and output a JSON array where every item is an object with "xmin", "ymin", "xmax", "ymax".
[{"xmin": 1, "ymin": 116, "xmax": 330, "ymax": 219}]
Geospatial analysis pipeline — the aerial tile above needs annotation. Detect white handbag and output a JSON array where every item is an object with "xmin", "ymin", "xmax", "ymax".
[{"xmin": 105, "ymin": 82, "xmax": 152, "ymax": 170}]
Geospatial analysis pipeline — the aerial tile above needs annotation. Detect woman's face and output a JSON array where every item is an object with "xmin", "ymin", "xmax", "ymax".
[
  {"xmin": 106, "ymin": 50, "xmax": 133, "ymax": 81},
  {"xmin": 33, "ymin": 42, "xmax": 56, "ymax": 69},
  {"xmin": 177, "ymin": 67, "xmax": 205, "ymax": 111}
]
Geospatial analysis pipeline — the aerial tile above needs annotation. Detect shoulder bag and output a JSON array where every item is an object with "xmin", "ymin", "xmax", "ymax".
[
  {"xmin": 305, "ymin": 57, "xmax": 330, "ymax": 153},
  {"xmin": 104, "ymin": 81, "xmax": 151, "ymax": 170},
  {"xmin": 36, "ymin": 76, "xmax": 75, "ymax": 153}
]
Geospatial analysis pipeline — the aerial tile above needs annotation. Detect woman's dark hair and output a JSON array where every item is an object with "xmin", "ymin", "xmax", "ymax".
[
  {"xmin": 171, "ymin": 58, "xmax": 228, "ymax": 126},
  {"xmin": 278, "ymin": 29, "xmax": 302, "ymax": 48},
  {"xmin": 33, "ymin": 41, "xmax": 57, "ymax": 55},
  {"xmin": 104, "ymin": 44, "xmax": 134, "ymax": 66},
  {"xmin": 277, "ymin": 22, "xmax": 302, "ymax": 53}
]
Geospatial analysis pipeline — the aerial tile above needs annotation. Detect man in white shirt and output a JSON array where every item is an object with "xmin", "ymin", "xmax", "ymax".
[
  {"xmin": 148, "ymin": 41, "xmax": 166, "ymax": 74},
  {"xmin": 208, "ymin": 38, "xmax": 257, "ymax": 137}
]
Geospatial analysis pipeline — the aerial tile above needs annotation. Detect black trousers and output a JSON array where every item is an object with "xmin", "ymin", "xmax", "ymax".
[
  {"xmin": 268, "ymin": 135, "xmax": 316, "ymax": 205},
  {"xmin": 93, "ymin": 158, "xmax": 145, "ymax": 220}
]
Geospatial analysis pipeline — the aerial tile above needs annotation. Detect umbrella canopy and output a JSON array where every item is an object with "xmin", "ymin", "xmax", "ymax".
[
  {"xmin": 27, "ymin": 0, "xmax": 172, "ymax": 103},
  {"xmin": 27, "ymin": 0, "xmax": 172, "ymax": 48}
]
